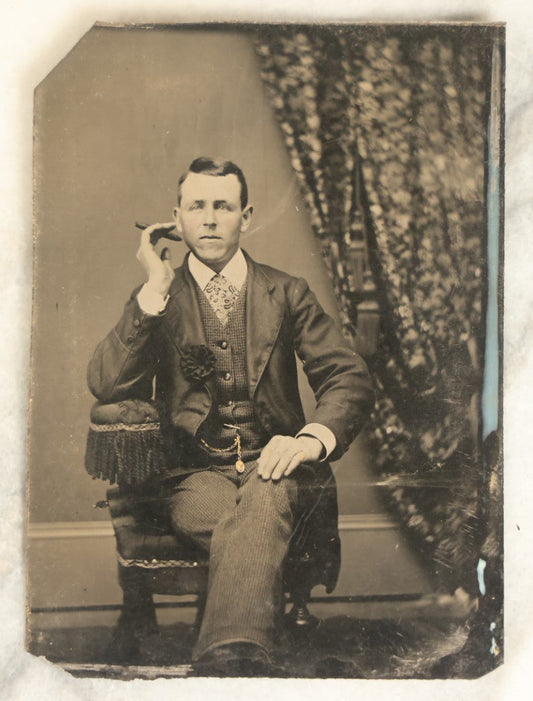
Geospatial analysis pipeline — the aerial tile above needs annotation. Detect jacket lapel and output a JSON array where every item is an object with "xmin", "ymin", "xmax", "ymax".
[{"xmin": 244, "ymin": 252, "xmax": 285, "ymax": 398}]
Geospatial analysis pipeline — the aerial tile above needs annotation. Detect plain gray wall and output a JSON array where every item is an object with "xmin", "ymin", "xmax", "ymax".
[{"xmin": 30, "ymin": 26, "xmax": 380, "ymax": 522}]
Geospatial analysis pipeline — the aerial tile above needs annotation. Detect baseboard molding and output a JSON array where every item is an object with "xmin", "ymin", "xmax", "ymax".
[
  {"xmin": 28, "ymin": 513, "xmax": 398, "ymax": 540},
  {"xmin": 28, "ymin": 521, "xmax": 114, "ymax": 539},
  {"xmin": 28, "ymin": 512, "xmax": 432, "ymax": 608},
  {"xmin": 339, "ymin": 514, "xmax": 398, "ymax": 531}
]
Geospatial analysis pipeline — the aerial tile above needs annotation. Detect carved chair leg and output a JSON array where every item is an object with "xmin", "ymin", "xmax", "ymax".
[
  {"xmin": 112, "ymin": 565, "xmax": 158, "ymax": 658},
  {"xmin": 193, "ymin": 591, "xmax": 207, "ymax": 632},
  {"xmin": 286, "ymin": 586, "xmax": 319, "ymax": 631}
]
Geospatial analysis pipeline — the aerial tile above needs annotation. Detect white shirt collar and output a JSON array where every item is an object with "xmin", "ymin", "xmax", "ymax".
[{"xmin": 188, "ymin": 248, "xmax": 248, "ymax": 291}]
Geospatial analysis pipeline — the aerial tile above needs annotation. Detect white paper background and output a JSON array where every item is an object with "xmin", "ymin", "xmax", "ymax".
[{"xmin": 1, "ymin": 1, "xmax": 530, "ymax": 699}]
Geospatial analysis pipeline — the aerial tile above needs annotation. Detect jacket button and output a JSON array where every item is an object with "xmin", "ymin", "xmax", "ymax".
[
  {"xmin": 126, "ymin": 335, "xmax": 134, "ymax": 343},
  {"xmin": 219, "ymin": 340, "xmax": 228, "ymax": 349},
  {"xmin": 133, "ymin": 319, "xmax": 141, "ymax": 328},
  {"xmin": 223, "ymin": 371, "xmax": 231, "ymax": 381}
]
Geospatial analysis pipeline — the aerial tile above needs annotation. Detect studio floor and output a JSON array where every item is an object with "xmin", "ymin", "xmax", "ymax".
[{"xmin": 27, "ymin": 590, "xmax": 486, "ymax": 680}]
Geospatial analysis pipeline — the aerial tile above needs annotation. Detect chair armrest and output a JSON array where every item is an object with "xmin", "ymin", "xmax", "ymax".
[{"xmin": 85, "ymin": 400, "xmax": 168, "ymax": 487}]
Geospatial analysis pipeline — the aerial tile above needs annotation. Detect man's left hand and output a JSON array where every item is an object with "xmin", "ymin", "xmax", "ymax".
[{"xmin": 257, "ymin": 435, "xmax": 323, "ymax": 481}]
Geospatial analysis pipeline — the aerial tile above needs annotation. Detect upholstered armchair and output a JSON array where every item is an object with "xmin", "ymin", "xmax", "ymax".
[{"xmin": 86, "ymin": 399, "xmax": 341, "ymax": 656}]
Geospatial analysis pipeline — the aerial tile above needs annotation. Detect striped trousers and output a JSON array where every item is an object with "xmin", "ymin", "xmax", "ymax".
[{"xmin": 168, "ymin": 460, "xmax": 299, "ymax": 660}]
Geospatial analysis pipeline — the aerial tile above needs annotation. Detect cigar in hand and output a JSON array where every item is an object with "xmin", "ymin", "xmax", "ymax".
[{"xmin": 135, "ymin": 221, "xmax": 182, "ymax": 242}]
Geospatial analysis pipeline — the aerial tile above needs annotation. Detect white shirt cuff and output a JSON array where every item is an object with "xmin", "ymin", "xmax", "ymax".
[
  {"xmin": 137, "ymin": 284, "xmax": 169, "ymax": 316},
  {"xmin": 296, "ymin": 423, "xmax": 337, "ymax": 461}
]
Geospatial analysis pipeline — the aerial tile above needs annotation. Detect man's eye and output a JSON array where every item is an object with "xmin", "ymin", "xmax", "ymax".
[
  {"xmin": 189, "ymin": 203, "xmax": 203, "ymax": 210},
  {"xmin": 215, "ymin": 203, "xmax": 231, "ymax": 211}
]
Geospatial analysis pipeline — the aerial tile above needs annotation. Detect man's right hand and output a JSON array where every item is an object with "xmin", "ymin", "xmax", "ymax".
[{"xmin": 136, "ymin": 222, "xmax": 180, "ymax": 297}]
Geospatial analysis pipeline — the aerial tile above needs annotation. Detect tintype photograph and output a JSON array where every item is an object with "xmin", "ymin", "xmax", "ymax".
[{"xmin": 26, "ymin": 22, "xmax": 504, "ymax": 680}]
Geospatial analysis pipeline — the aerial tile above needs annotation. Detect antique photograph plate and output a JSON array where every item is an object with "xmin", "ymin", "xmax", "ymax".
[{"xmin": 1, "ymin": 1, "xmax": 532, "ymax": 699}]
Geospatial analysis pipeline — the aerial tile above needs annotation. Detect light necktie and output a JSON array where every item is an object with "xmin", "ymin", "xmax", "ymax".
[{"xmin": 204, "ymin": 274, "xmax": 239, "ymax": 326}]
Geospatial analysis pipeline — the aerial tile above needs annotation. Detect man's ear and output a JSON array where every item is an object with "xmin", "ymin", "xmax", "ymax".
[
  {"xmin": 173, "ymin": 206, "xmax": 183, "ymax": 233},
  {"xmin": 240, "ymin": 205, "xmax": 254, "ymax": 233}
]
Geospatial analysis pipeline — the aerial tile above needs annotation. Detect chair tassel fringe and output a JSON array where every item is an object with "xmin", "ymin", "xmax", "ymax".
[{"xmin": 84, "ymin": 424, "xmax": 168, "ymax": 487}]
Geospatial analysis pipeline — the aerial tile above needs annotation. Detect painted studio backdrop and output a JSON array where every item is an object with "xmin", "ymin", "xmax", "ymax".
[{"xmin": 28, "ymin": 24, "xmax": 503, "ymax": 678}]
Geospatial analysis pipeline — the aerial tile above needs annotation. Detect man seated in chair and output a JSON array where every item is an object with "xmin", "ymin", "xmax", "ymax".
[{"xmin": 87, "ymin": 157, "xmax": 374, "ymax": 675}]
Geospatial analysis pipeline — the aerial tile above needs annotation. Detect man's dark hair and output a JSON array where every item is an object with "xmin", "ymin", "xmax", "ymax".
[{"xmin": 177, "ymin": 157, "xmax": 248, "ymax": 210}]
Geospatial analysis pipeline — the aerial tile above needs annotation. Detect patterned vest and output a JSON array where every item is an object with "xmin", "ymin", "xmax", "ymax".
[{"xmin": 195, "ymin": 280, "xmax": 269, "ymax": 465}]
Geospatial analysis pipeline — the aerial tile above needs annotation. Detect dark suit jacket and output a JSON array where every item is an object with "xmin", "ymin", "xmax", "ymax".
[
  {"xmin": 88, "ymin": 251, "xmax": 374, "ymax": 592},
  {"xmin": 88, "ymin": 250, "xmax": 374, "ymax": 474}
]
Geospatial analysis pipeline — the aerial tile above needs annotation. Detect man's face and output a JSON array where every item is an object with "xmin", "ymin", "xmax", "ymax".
[{"xmin": 173, "ymin": 172, "xmax": 253, "ymax": 272}]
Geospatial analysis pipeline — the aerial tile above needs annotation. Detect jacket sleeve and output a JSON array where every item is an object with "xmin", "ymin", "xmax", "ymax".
[
  {"xmin": 87, "ymin": 288, "xmax": 163, "ymax": 403},
  {"xmin": 288, "ymin": 277, "xmax": 375, "ymax": 461}
]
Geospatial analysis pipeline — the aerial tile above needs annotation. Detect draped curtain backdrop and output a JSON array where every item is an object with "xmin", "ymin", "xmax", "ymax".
[{"xmin": 254, "ymin": 25, "xmax": 492, "ymax": 591}]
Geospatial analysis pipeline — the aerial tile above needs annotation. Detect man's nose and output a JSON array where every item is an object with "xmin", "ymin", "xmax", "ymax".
[{"xmin": 202, "ymin": 204, "xmax": 216, "ymax": 227}]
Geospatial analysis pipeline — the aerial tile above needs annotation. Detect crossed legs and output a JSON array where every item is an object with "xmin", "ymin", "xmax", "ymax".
[{"xmin": 168, "ymin": 463, "xmax": 298, "ymax": 660}]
